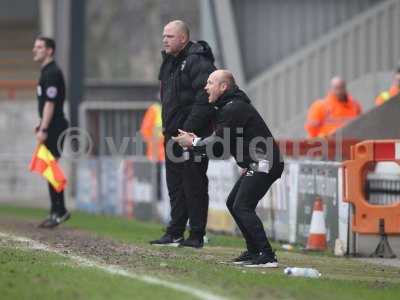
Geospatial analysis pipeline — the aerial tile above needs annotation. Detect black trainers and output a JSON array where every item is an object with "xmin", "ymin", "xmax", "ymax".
[
  {"xmin": 232, "ymin": 251, "xmax": 257, "ymax": 265},
  {"xmin": 40, "ymin": 211, "xmax": 71, "ymax": 229},
  {"xmin": 244, "ymin": 252, "xmax": 278, "ymax": 268},
  {"xmin": 38, "ymin": 213, "xmax": 56, "ymax": 228},
  {"xmin": 179, "ymin": 234, "xmax": 203, "ymax": 249},
  {"xmin": 149, "ymin": 233, "xmax": 184, "ymax": 247}
]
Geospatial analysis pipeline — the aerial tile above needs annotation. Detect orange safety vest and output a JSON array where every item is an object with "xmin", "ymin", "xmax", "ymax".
[
  {"xmin": 140, "ymin": 103, "xmax": 165, "ymax": 161},
  {"xmin": 375, "ymin": 85, "xmax": 399, "ymax": 106},
  {"xmin": 305, "ymin": 92, "xmax": 362, "ymax": 138}
]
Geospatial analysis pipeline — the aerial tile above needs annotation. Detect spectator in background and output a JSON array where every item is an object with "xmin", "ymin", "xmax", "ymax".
[
  {"xmin": 140, "ymin": 101, "xmax": 165, "ymax": 162},
  {"xmin": 140, "ymin": 101, "xmax": 165, "ymax": 201},
  {"xmin": 375, "ymin": 67, "xmax": 400, "ymax": 106},
  {"xmin": 305, "ymin": 76, "xmax": 362, "ymax": 138}
]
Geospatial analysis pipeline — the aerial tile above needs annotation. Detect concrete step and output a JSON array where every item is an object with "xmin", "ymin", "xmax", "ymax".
[
  {"xmin": 0, "ymin": 62, "xmax": 37, "ymax": 73},
  {"xmin": 0, "ymin": 78, "xmax": 37, "ymax": 100},
  {"xmin": 0, "ymin": 49, "xmax": 38, "ymax": 81},
  {"xmin": 0, "ymin": 72, "xmax": 38, "ymax": 81},
  {"xmin": 0, "ymin": 21, "xmax": 38, "ymax": 50},
  {"xmin": 0, "ymin": 91, "xmax": 36, "ymax": 101},
  {"xmin": 0, "ymin": 21, "xmax": 42, "ymax": 82},
  {"xmin": 0, "ymin": 49, "xmax": 34, "ymax": 60}
]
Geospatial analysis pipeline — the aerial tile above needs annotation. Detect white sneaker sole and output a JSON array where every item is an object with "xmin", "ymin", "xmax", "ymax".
[
  {"xmin": 232, "ymin": 261, "xmax": 252, "ymax": 265},
  {"xmin": 152, "ymin": 242, "xmax": 182, "ymax": 247},
  {"xmin": 244, "ymin": 262, "xmax": 279, "ymax": 268}
]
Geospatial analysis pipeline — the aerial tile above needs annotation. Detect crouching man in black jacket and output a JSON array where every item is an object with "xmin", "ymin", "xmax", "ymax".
[
  {"xmin": 174, "ymin": 70, "xmax": 284, "ymax": 267},
  {"xmin": 150, "ymin": 20, "xmax": 216, "ymax": 248}
]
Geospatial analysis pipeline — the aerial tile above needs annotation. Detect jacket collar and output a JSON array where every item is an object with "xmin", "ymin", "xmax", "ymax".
[
  {"xmin": 161, "ymin": 41, "xmax": 193, "ymax": 62},
  {"xmin": 213, "ymin": 86, "xmax": 250, "ymax": 109},
  {"xmin": 326, "ymin": 92, "xmax": 352, "ymax": 106},
  {"xmin": 41, "ymin": 60, "xmax": 55, "ymax": 72}
]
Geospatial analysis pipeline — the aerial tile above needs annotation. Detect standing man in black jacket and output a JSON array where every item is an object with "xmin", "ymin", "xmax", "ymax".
[
  {"xmin": 174, "ymin": 70, "xmax": 284, "ymax": 267},
  {"xmin": 150, "ymin": 20, "xmax": 216, "ymax": 248}
]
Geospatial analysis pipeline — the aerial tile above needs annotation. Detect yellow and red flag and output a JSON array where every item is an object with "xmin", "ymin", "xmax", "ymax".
[{"xmin": 29, "ymin": 144, "xmax": 67, "ymax": 192}]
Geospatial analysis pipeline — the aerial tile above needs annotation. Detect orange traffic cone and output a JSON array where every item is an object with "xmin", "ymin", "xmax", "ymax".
[{"xmin": 306, "ymin": 196, "xmax": 327, "ymax": 251}]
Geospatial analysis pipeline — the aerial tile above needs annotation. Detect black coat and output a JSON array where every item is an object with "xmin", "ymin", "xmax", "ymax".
[
  {"xmin": 196, "ymin": 87, "xmax": 284, "ymax": 170},
  {"xmin": 159, "ymin": 41, "xmax": 216, "ymax": 136}
]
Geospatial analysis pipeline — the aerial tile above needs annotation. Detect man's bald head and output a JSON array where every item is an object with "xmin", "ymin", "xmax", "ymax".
[
  {"xmin": 330, "ymin": 76, "xmax": 346, "ymax": 89},
  {"xmin": 205, "ymin": 70, "xmax": 237, "ymax": 103},
  {"xmin": 330, "ymin": 76, "xmax": 348, "ymax": 101},
  {"xmin": 166, "ymin": 20, "xmax": 190, "ymax": 39},
  {"xmin": 163, "ymin": 20, "xmax": 190, "ymax": 56},
  {"xmin": 212, "ymin": 70, "xmax": 236, "ymax": 89}
]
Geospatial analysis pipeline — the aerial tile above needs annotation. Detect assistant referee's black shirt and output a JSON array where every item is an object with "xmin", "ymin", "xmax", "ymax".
[{"xmin": 36, "ymin": 61, "xmax": 66, "ymax": 124}]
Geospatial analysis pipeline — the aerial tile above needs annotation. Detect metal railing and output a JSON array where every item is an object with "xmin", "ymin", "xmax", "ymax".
[
  {"xmin": 247, "ymin": 0, "xmax": 400, "ymax": 135},
  {"xmin": 366, "ymin": 173, "xmax": 400, "ymax": 205},
  {"xmin": 79, "ymin": 100, "xmax": 152, "ymax": 156}
]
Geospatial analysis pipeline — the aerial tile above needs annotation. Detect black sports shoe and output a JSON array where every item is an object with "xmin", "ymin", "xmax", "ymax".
[
  {"xmin": 38, "ymin": 213, "xmax": 56, "ymax": 228},
  {"xmin": 40, "ymin": 211, "xmax": 71, "ymax": 229},
  {"xmin": 232, "ymin": 251, "xmax": 257, "ymax": 265},
  {"xmin": 179, "ymin": 234, "xmax": 203, "ymax": 249},
  {"xmin": 149, "ymin": 233, "xmax": 184, "ymax": 247},
  {"xmin": 244, "ymin": 252, "xmax": 278, "ymax": 268}
]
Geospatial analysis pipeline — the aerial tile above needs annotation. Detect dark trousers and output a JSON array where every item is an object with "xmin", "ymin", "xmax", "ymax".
[
  {"xmin": 48, "ymin": 182, "xmax": 66, "ymax": 215},
  {"xmin": 44, "ymin": 118, "xmax": 68, "ymax": 215},
  {"xmin": 164, "ymin": 136, "xmax": 209, "ymax": 237},
  {"xmin": 226, "ymin": 164, "xmax": 284, "ymax": 254}
]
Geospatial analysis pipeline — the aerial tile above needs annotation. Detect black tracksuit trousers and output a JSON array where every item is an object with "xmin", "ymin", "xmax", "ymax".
[
  {"xmin": 164, "ymin": 136, "xmax": 209, "ymax": 238},
  {"xmin": 226, "ymin": 164, "xmax": 284, "ymax": 254},
  {"xmin": 44, "ymin": 119, "xmax": 68, "ymax": 216}
]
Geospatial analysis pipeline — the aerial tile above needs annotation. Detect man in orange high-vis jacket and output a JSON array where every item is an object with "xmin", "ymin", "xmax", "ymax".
[
  {"xmin": 375, "ymin": 68, "xmax": 400, "ymax": 106},
  {"xmin": 140, "ymin": 102, "xmax": 165, "ymax": 162},
  {"xmin": 305, "ymin": 77, "xmax": 362, "ymax": 138}
]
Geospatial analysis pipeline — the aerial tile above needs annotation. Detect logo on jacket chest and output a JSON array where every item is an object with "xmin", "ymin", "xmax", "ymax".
[{"xmin": 180, "ymin": 60, "xmax": 186, "ymax": 71}]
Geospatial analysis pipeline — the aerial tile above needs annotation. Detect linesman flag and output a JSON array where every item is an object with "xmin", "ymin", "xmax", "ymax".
[{"xmin": 29, "ymin": 144, "xmax": 67, "ymax": 192}]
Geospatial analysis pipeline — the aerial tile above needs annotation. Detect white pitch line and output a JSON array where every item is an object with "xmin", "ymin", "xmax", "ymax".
[{"xmin": 0, "ymin": 232, "xmax": 228, "ymax": 300}]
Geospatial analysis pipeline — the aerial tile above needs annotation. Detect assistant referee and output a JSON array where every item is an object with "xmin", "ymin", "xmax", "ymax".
[{"xmin": 33, "ymin": 36, "xmax": 70, "ymax": 228}]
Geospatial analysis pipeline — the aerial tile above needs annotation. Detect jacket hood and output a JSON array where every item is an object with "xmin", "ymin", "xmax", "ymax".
[
  {"xmin": 214, "ymin": 86, "xmax": 251, "ymax": 109},
  {"xmin": 161, "ymin": 40, "xmax": 215, "ymax": 62},
  {"xmin": 186, "ymin": 40, "xmax": 215, "ymax": 63},
  {"xmin": 159, "ymin": 41, "xmax": 215, "ymax": 80}
]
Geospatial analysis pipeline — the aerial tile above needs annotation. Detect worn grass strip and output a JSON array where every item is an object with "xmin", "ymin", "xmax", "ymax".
[{"xmin": 0, "ymin": 232, "xmax": 228, "ymax": 300}]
